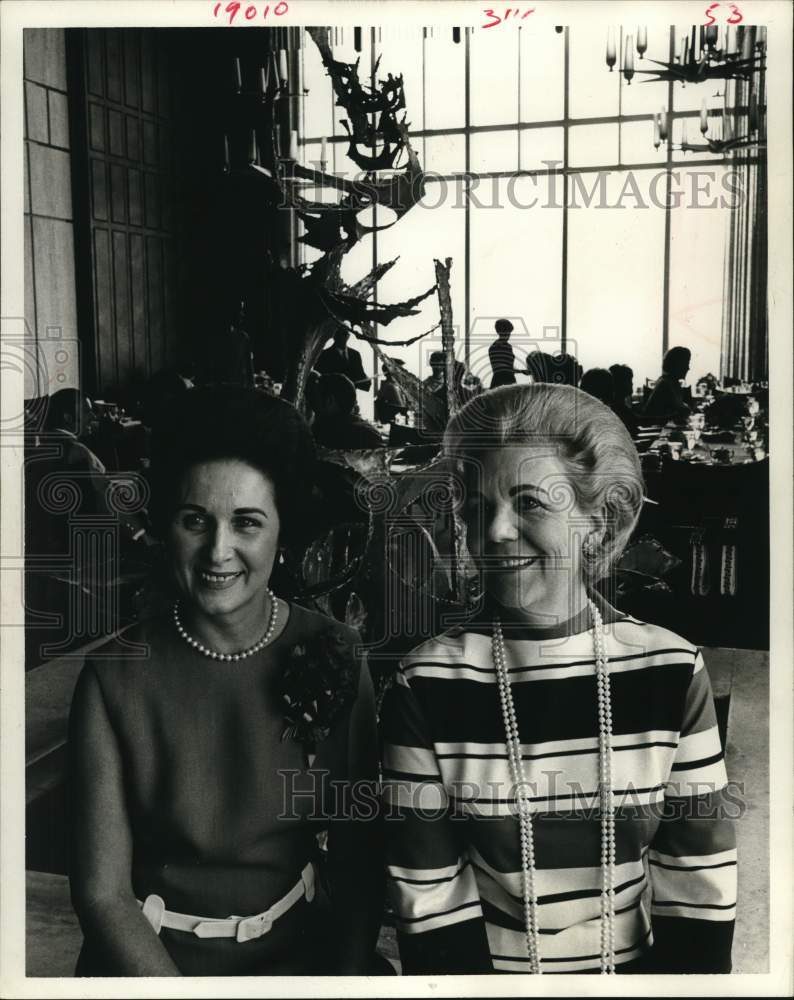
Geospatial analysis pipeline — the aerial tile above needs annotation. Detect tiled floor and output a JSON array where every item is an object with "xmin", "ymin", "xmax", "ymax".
[{"xmin": 24, "ymin": 648, "xmax": 768, "ymax": 977}]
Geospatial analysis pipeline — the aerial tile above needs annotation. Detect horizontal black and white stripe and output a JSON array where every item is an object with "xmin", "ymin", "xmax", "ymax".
[{"xmin": 381, "ymin": 616, "xmax": 737, "ymax": 974}]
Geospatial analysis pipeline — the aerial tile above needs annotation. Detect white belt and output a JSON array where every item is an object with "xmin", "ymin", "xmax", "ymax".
[{"xmin": 138, "ymin": 863, "xmax": 315, "ymax": 944}]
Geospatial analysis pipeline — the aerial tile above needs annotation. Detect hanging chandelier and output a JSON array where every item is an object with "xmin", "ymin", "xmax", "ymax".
[
  {"xmin": 606, "ymin": 24, "xmax": 766, "ymax": 85},
  {"xmin": 222, "ymin": 47, "xmax": 310, "ymax": 175},
  {"xmin": 651, "ymin": 97, "xmax": 765, "ymax": 156}
]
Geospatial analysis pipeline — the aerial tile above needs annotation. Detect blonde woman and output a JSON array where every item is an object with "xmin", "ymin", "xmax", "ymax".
[{"xmin": 381, "ymin": 384, "xmax": 735, "ymax": 974}]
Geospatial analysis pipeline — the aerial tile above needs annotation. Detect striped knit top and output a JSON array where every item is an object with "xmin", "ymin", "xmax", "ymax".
[{"xmin": 380, "ymin": 602, "xmax": 736, "ymax": 974}]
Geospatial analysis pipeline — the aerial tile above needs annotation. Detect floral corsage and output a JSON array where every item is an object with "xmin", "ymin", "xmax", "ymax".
[{"xmin": 280, "ymin": 628, "xmax": 358, "ymax": 749}]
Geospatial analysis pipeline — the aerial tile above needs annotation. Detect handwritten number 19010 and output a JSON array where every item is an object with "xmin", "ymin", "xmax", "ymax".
[{"xmin": 213, "ymin": 1, "xmax": 289, "ymax": 24}]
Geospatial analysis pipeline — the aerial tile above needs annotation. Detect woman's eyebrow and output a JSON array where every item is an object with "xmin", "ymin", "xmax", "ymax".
[
  {"xmin": 174, "ymin": 504, "xmax": 267, "ymax": 517},
  {"xmin": 509, "ymin": 484, "xmax": 550, "ymax": 498}
]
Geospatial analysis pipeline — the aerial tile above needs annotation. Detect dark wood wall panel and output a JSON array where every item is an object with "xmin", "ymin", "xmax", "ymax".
[
  {"xmin": 146, "ymin": 236, "xmax": 164, "ymax": 372},
  {"xmin": 72, "ymin": 28, "xmax": 182, "ymax": 397},
  {"xmin": 92, "ymin": 228, "xmax": 113, "ymax": 389},
  {"xmin": 130, "ymin": 234, "xmax": 147, "ymax": 371},
  {"xmin": 112, "ymin": 232, "xmax": 131, "ymax": 375},
  {"xmin": 124, "ymin": 32, "xmax": 140, "ymax": 108}
]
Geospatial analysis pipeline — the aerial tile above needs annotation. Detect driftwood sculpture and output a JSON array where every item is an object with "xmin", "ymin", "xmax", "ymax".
[{"xmin": 249, "ymin": 27, "xmax": 434, "ymax": 413}]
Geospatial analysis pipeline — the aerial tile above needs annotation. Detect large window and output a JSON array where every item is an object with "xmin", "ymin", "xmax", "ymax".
[{"xmin": 298, "ymin": 25, "xmax": 749, "ymax": 406}]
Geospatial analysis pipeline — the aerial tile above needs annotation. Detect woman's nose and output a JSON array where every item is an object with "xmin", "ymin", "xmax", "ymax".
[
  {"xmin": 207, "ymin": 523, "xmax": 233, "ymax": 563},
  {"xmin": 487, "ymin": 502, "xmax": 519, "ymax": 544}
]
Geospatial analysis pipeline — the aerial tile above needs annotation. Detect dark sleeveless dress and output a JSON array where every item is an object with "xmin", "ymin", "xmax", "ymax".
[{"xmin": 69, "ymin": 604, "xmax": 363, "ymax": 975}]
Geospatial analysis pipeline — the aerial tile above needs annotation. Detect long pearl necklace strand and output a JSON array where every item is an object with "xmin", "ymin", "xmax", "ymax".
[
  {"xmin": 172, "ymin": 587, "xmax": 279, "ymax": 662},
  {"xmin": 491, "ymin": 598, "xmax": 616, "ymax": 975}
]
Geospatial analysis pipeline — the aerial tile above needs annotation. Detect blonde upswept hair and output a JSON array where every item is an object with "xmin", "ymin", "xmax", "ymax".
[{"xmin": 443, "ymin": 383, "xmax": 643, "ymax": 585}]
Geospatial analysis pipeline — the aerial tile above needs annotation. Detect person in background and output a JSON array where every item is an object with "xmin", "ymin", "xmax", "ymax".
[
  {"xmin": 488, "ymin": 319, "xmax": 517, "ymax": 389},
  {"xmin": 525, "ymin": 350, "xmax": 554, "ymax": 384},
  {"xmin": 579, "ymin": 368, "xmax": 615, "ymax": 408},
  {"xmin": 452, "ymin": 360, "xmax": 483, "ymax": 408},
  {"xmin": 212, "ymin": 302, "xmax": 255, "ymax": 388},
  {"xmin": 374, "ymin": 360, "xmax": 407, "ymax": 425},
  {"xmin": 609, "ymin": 364, "xmax": 639, "ymax": 436},
  {"xmin": 25, "ymin": 390, "xmax": 151, "ymax": 667},
  {"xmin": 526, "ymin": 351, "xmax": 582, "ymax": 387},
  {"xmin": 39, "ymin": 388, "xmax": 101, "ymax": 461},
  {"xmin": 35, "ymin": 388, "xmax": 151, "ymax": 540},
  {"xmin": 419, "ymin": 353, "xmax": 454, "ymax": 433},
  {"xmin": 25, "ymin": 389, "xmax": 109, "ymax": 563},
  {"xmin": 316, "ymin": 329, "xmax": 372, "ymax": 393},
  {"xmin": 423, "ymin": 352, "xmax": 445, "ymax": 396},
  {"xmin": 557, "ymin": 352, "xmax": 583, "ymax": 387},
  {"xmin": 312, "ymin": 373, "xmax": 383, "ymax": 451},
  {"xmin": 644, "ymin": 347, "xmax": 691, "ymax": 422}
]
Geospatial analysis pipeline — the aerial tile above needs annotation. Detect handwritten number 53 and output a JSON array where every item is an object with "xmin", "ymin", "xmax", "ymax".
[{"xmin": 704, "ymin": 3, "xmax": 744, "ymax": 25}]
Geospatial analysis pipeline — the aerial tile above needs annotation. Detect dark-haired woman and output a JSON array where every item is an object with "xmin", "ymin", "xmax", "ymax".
[{"xmin": 68, "ymin": 387, "xmax": 382, "ymax": 976}]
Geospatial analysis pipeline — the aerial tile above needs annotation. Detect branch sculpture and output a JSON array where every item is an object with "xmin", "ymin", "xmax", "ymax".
[{"xmin": 247, "ymin": 28, "xmax": 434, "ymax": 412}]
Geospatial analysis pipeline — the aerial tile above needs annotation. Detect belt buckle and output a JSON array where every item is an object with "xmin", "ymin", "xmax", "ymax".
[{"xmin": 236, "ymin": 911, "xmax": 273, "ymax": 943}]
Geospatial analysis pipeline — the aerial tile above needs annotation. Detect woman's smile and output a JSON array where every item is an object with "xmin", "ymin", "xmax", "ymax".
[
  {"xmin": 465, "ymin": 446, "xmax": 597, "ymax": 621},
  {"xmin": 487, "ymin": 555, "xmax": 538, "ymax": 571},
  {"xmin": 196, "ymin": 568, "xmax": 245, "ymax": 589}
]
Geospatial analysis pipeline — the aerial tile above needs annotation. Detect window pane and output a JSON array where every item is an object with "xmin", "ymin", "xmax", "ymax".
[
  {"xmin": 566, "ymin": 170, "xmax": 665, "ymax": 387},
  {"xmin": 569, "ymin": 123, "xmax": 619, "ymax": 167},
  {"xmin": 302, "ymin": 34, "xmax": 334, "ymax": 140},
  {"xmin": 520, "ymin": 25, "xmax": 564, "ymax": 122},
  {"xmin": 423, "ymin": 133, "xmax": 465, "ymax": 176},
  {"xmin": 620, "ymin": 119, "xmax": 666, "ymax": 165},
  {"xmin": 425, "ymin": 32, "xmax": 465, "ymax": 129},
  {"xmin": 668, "ymin": 166, "xmax": 731, "ymax": 383},
  {"xmin": 468, "ymin": 127, "xmax": 563, "ymax": 174},
  {"xmin": 470, "ymin": 129, "xmax": 518, "ymax": 174},
  {"xmin": 519, "ymin": 126, "xmax": 564, "ymax": 171},
  {"xmin": 468, "ymin": 177, "xmax": 562, "ymax": 387},
  {"xmin": 470, "ymin": 29, "xmax": 519, "ymax": 126},
  {"xmin": 570, "ymin": 25, "xmax": 618, "ymax": 118}
]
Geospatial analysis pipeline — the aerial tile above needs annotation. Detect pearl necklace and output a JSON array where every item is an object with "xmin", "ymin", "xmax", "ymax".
[
  {"xmin": 491, "ymin": 598, "xmax": 615, "ymax": 975},
  {"xmin": 172, "ymin": 588, "xmax": 279, "ymax": 662}
]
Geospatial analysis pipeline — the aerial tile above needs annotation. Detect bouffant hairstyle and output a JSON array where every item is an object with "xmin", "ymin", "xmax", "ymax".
[
  {"xmin": 443, "ymin": 383, "xmax": 643, "ymax": 585},
  {"xmin": 148, "ymin": 386, "xmax": 316, "ymax": 545}
]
